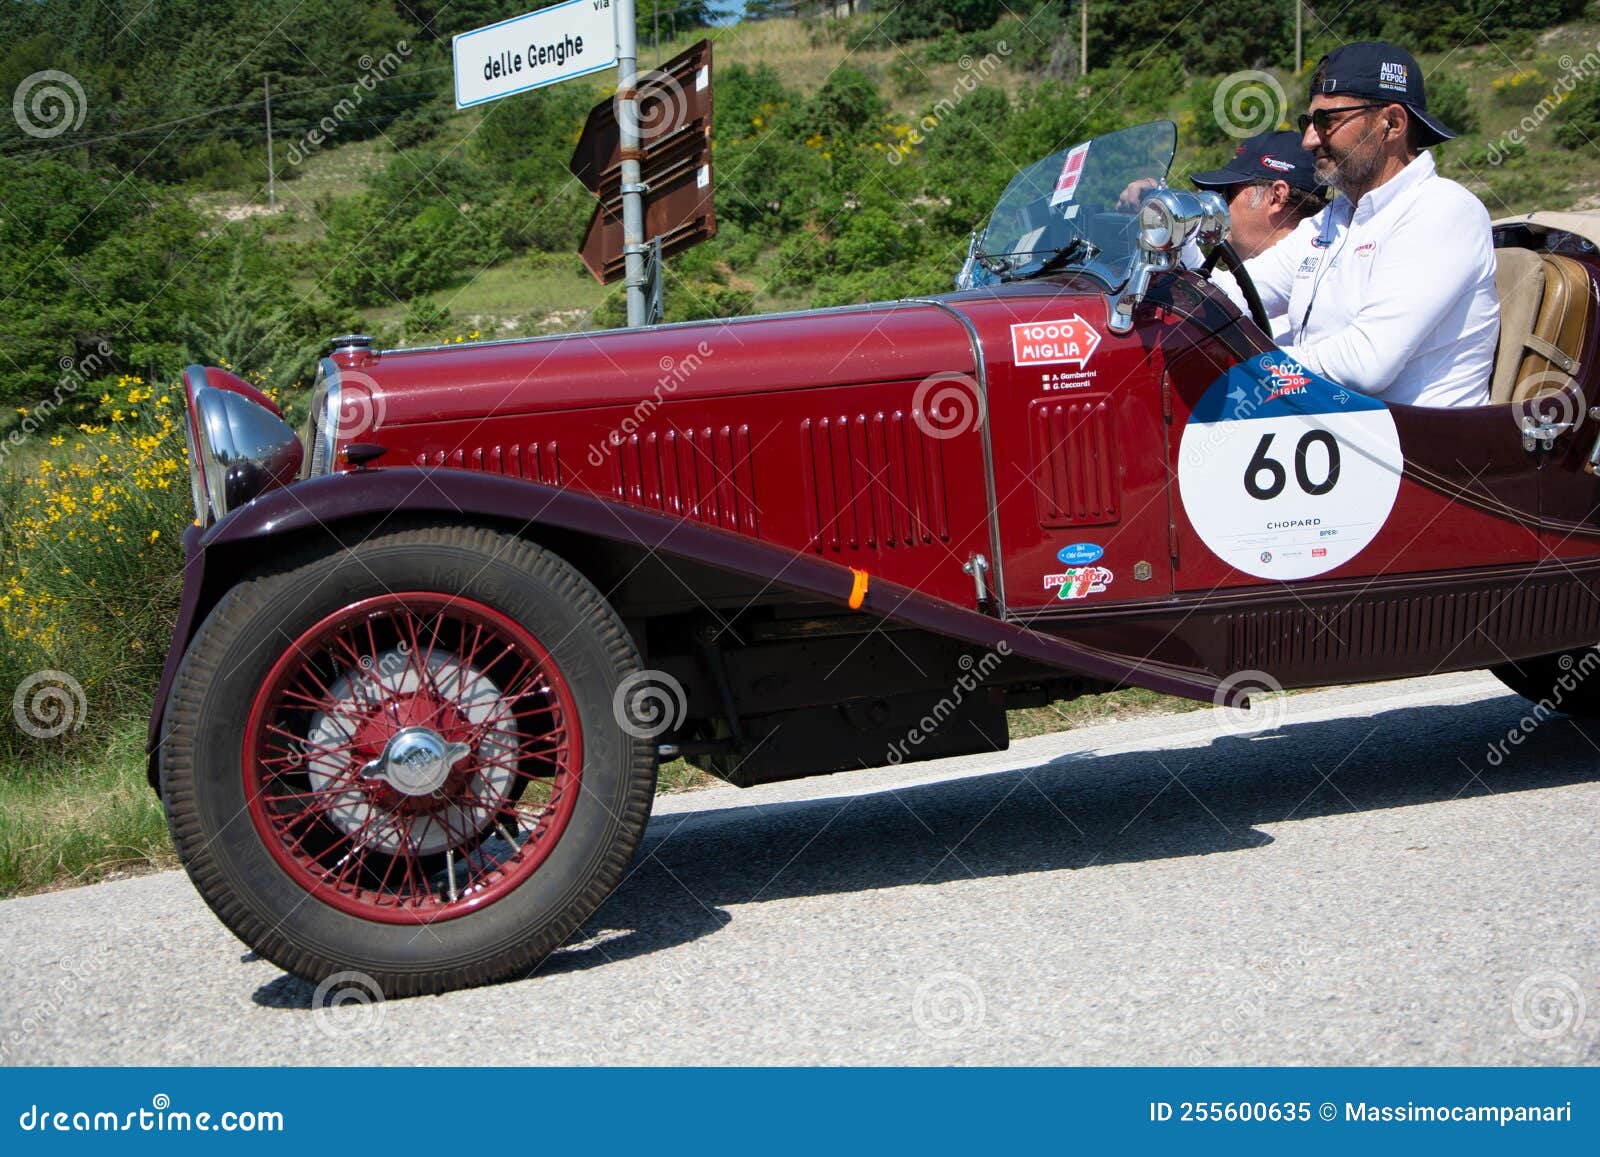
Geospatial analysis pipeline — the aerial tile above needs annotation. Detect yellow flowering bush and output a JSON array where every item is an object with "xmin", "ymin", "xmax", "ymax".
[
  {"xmin": 1491, "ymin": 68, "xmax": 1545, "ymax": 105},
  {"xmin": 1, "ymin": 376, "xmax": 192, "ymax": 753}
]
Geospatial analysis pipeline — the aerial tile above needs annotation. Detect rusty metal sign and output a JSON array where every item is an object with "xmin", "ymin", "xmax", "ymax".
[{"xmin": 572, "ymin": 38, "xmax": 715, "ymax": 285}]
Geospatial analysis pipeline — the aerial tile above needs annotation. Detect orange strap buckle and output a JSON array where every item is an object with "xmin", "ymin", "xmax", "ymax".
[{"xmin": 848, "ymin": 568, "xmax": 870, "ymax": 610}]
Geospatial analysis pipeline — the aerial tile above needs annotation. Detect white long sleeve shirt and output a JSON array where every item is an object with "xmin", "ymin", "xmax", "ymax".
[{"xmin": 1242, "ymin": 151, "xmax": 1499, "ymax": 407}]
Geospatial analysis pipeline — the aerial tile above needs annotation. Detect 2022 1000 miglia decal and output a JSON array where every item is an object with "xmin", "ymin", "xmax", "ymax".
[{"xmin": 1176, "ymin": 354, "xmax": 1404, "ymax": 580}]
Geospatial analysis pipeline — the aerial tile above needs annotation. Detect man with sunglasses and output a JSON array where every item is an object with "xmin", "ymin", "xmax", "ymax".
[
  {"xmin": 1242, "ymin": 41, "xmax": 1499, "ymax": 407},
  {"xmin": 1188, "ymin": 130, "xmax": 1326, "ymax": 339}
]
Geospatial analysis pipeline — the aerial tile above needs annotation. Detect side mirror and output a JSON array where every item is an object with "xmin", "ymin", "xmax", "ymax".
[{"xmin": 955, "ymin": 228, "xmax": 987, "ymax": 291}]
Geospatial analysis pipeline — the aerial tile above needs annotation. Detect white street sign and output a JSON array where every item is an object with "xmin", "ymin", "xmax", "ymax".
[{"xmin": 453, "ymin": 0, "xmax": 619, "ymax": 110}]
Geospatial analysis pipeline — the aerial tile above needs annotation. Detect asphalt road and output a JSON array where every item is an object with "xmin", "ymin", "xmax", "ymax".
[{"xmin": 2, "ymin": 670, "xmax": 1596, "ymax": 1065}]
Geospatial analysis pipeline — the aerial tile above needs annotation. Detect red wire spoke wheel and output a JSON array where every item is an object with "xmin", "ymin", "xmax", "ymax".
[
  {"xmin": 244, "ymin": 593, "xmax": 582, "ymax": 923},
  {"xmin": 160, "ymin": 525, "xmax": 658, "ymax": 996}
]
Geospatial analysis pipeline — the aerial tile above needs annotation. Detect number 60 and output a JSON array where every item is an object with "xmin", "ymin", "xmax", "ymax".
[{"xmin": 1244, "ymin": 430, "xmax": 1340, "ymax": 500}]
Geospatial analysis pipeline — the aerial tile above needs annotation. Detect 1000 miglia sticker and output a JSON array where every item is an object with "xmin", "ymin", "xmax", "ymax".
[{"xmin": 1176, "ymin": 354, "xmax": 1404, "ymax": 580}]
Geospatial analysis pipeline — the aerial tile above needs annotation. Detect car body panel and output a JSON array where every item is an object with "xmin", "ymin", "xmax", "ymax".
[{"xmin": 156, "ymin": 226, "xmax": 1600, "ymax": 781}]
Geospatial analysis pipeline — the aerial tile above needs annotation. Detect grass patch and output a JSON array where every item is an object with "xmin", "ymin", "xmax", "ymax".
[
  {"xmin": 0, "ymin": 722, "xmax": 173, "ymax": 897},
  {"xmin": 436, "ymin": 252, "xmax": 611, "ymax": 334},
  {"xmin": 1008, "ymin": 686, "xmax": 1206, "ymax": 740}
]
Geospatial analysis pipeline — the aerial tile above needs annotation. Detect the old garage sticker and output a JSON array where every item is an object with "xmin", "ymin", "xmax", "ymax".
[{"xmin": 1177, "ymin": 354, "xmax": 1403, "ymax": 580}]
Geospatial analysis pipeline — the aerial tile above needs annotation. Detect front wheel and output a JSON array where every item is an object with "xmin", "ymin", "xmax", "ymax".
[
  {"xmin": 160, "ymin": 524, "xmax": 656, "ymax": 996},
  {"xmin": 1490, "ymin": 646, "xmax": 1600, "ymax": 719}
]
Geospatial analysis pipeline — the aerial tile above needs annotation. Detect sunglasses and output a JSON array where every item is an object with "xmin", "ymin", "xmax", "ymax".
[{"xmin": 1297, "ymin": 102, "xmax": 1385, "ymax": 136}]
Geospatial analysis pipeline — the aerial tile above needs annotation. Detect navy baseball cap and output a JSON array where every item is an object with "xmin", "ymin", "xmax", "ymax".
[
  {"xmin": 1309, "ymin": 41, "xmax": 1454, "ymax": 145},
  {"xmin": 1190, "ymin": 130, "xmax": 1323, "ymax": 195}
]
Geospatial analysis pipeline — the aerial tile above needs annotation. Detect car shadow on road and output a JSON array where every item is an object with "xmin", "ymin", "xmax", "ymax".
[
  {"xmin": 251, "ymin": 690, "xmax": 1596, "ymax": 1004},
  {"xmin": 530, "ymin": 691, "xmax": 1597, "ymax": 979}
]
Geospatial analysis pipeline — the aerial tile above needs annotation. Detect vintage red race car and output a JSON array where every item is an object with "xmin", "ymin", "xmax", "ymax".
[{"xmin": 155, "ymin": 120, "xmax": 1600, "ymax": 994}]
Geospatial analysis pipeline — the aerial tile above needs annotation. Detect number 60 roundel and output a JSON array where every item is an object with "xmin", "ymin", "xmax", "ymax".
[{"xmin": 1177, "ymin": 355, "xmax": 1404, "ymax": 580}]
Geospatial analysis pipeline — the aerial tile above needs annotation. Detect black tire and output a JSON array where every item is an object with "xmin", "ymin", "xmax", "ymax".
[
  {"xmin": 1489, "ymin": 646, "xmax": 1600, "ymax": 719},
  {"xmin": 159, "ymin": 523, "xmax": 657, "ymax": 996}
]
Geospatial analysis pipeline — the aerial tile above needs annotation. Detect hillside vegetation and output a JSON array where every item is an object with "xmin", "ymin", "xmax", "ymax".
[{"xmin": 2, "ymin": 0, "xmax": 1600, "ymax": 894}]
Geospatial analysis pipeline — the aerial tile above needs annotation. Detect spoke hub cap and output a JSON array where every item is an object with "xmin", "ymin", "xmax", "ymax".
[{"xmin": 360, "ymin": 726, "xmax": 470, "ymax": 796}]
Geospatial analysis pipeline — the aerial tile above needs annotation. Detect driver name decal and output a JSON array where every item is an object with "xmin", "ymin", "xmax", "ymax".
[
  {"xmin": 1176, "ymin": 355, "xmax": 1404, "ymax": 580},
  {"xmin": 1012, "ymin": 315, "xmax": 1101, "ymax": 368}
]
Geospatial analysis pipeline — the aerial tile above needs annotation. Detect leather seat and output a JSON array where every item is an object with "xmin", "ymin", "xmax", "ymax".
[{"xmin": 1491, "ymin": 248, "xmax": 1590, "ymax": 403}]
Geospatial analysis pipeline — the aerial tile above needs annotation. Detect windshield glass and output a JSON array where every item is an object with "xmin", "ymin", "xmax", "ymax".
[{"xmin": 966, "ymin": 120, "xmax": 1177, "ymax": 289}]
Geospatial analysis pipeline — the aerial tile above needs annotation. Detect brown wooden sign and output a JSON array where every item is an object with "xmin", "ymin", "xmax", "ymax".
[{"xmin": 572, "ymin": 39, "xmax": 715, "ymax": 285}]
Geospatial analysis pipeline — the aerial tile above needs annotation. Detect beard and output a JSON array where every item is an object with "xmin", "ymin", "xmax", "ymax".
[{"xmin": 1316, "ymin": 137, "xmax": 1384, "ymax": 195}]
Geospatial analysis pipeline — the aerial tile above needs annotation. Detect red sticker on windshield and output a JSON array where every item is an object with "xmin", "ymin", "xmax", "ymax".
[{"xmin": 1049, "ymin": 142, "xmax": 1090, "ymax": 207}]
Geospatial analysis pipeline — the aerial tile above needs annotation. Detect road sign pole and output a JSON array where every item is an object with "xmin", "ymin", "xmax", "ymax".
[{"xmin": 615, "ymin": 0, "xmax": 650, "ymax": 327}]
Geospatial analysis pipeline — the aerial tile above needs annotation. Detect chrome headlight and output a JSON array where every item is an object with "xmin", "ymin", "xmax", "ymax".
[
  {"xmin": 1194, "ymin": 190, "xmax": 1231, "ymax": 248},
  {"xmin": 187, "ymin": 367, "xmax": 303, "ymax": 524},
  {"xmin": 1137, "ymin": 189, "xmax": 1203, "ymax": 253}
]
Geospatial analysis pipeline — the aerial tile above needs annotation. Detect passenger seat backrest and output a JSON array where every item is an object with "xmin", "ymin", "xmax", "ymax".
[
  {"xmin": 1490, "ymin": 248, "xmax": 1545, "ymax": 404},
  {"xmin": 1490, "ymin": 249, "xmax": 1592, "ymax": 404},
  {"xmin": 1513, "ymin": 254, "xmax": 1590, "ymax": 403}
]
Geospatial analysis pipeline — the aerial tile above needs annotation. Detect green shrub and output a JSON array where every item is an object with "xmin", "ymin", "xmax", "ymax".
[
  {"xmin": 1424, "ymin": 72, "xmax": 1479, "ymax": 137},
  {"xmin": 1555, "ymin": 79, "xmax": 1600, "ymax": 150}
]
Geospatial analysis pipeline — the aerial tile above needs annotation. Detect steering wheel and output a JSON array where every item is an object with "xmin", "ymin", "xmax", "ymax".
[{"xmin": 1204, "ymin": 240, "xmax": 1273, "ymax": 335}]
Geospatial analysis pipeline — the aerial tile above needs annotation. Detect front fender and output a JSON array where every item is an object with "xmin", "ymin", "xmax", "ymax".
[{"xmin": 146, "ymin": 467, "xmax": 1226, "ymax": 786}]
